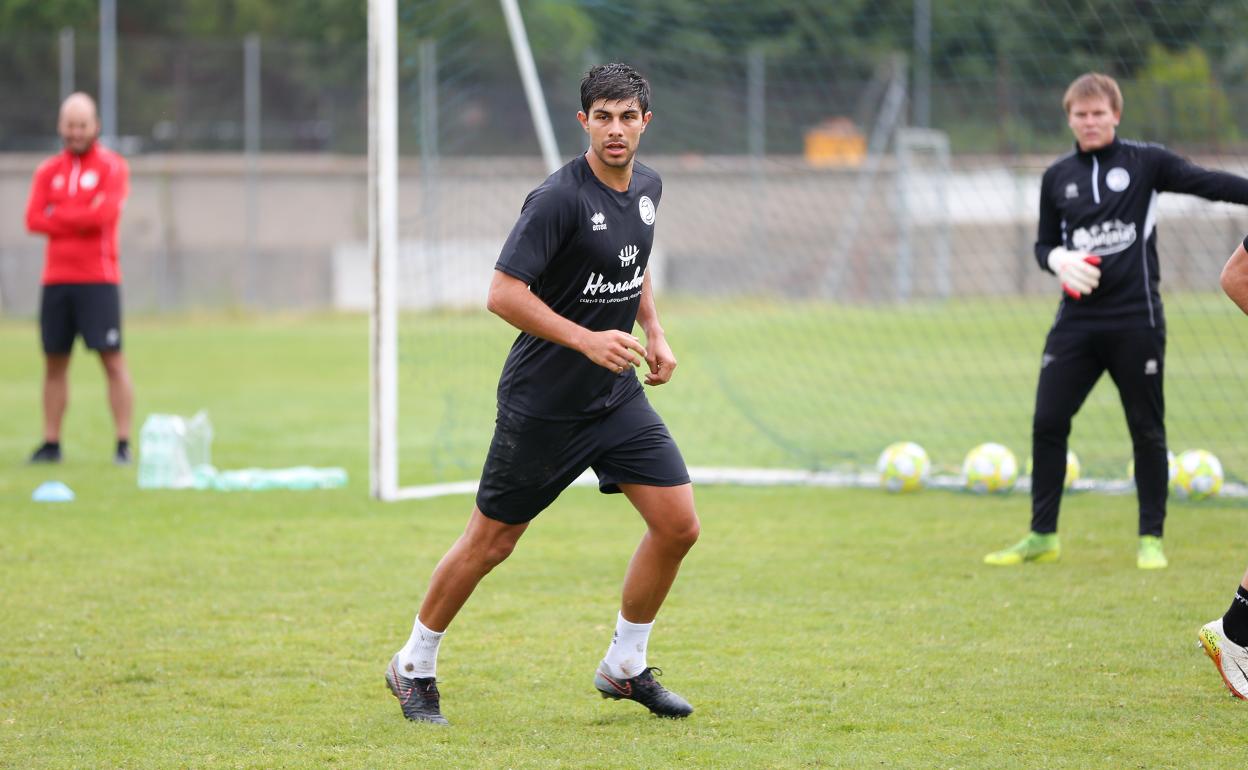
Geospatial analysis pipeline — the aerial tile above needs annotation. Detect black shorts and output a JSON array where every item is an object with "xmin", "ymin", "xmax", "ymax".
[
  {"xmin": 476, "ymin": 393, "xmax": 691, "ymax": 525},
  {"xmin": 40, "ymin": 283, "xmax": 123, "ymax": 354}
]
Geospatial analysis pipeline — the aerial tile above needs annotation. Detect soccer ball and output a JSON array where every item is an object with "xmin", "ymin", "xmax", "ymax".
[
  {"xmin": 876, "ymin": 441, "xmax": 930, "ymax": 493},
  {"xmin": 1173, "ymin": 449, "xmax": 1223, "ymax": 501},
  {"xmin": 962, "ymin": 443, "xmax": 1018, "ymax": 494},
  {"xmin": 1126, "ymin": 451, "xmax": 1177, "ymax": 489},
  {"xmin": 1024, "ymin": 450, "xmax": 1081, "ymax": 489}
]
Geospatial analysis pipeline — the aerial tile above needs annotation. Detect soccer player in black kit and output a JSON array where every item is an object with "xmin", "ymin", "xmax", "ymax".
[
  {"xmin": 384, "ymin": 64, "xmax": 698, "ymax": 724},
  {"xmin": 984, "ymin": 72, "xmax": 1248, "ymax": 570},
  {"xmin": 1195, "ymin": 239, "xmax": 1248, "ymax": 700}
]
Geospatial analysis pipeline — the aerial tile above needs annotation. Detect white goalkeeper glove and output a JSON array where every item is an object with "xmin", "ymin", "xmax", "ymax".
[{"xmin": 1047, "ymin": 247, "xmax": 1102, "ymax": 299}]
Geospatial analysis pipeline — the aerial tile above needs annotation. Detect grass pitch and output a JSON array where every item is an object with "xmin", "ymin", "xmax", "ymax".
[
  {"xmin": 1, "ymin": 312, "xmax": 1246, "ymax": 769},
  {"xmin": 396, "ymin": 292, "xmax": 1248, "ymax": 486}
]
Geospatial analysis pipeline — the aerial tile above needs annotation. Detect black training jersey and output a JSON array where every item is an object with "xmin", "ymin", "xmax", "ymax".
[
  {"xmin": 1036, "ymin": 137, "xmax": 1248, "ymax": 330},
  {"xmin": 493, "ymin": 154, "xmax": 662, "ymax": 420}
]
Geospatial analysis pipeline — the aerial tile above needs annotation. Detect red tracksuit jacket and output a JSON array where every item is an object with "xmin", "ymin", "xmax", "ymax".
[{"xmin": 25, "ymin": 141, "xmax": 130, "ymax": 285}]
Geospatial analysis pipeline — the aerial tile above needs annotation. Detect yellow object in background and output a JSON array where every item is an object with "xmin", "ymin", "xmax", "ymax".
[{"xmin": 804, "ymin": 117, "xmax": 866, "ymax": 167}]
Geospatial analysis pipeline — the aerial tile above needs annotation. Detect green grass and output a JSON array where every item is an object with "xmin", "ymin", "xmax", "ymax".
[
  {"xmin": 397, "ymin": 292, "xmax": 1248, "ymax": 485},
  {"xmin": 2, "ymin": 312, "xmax": 1247, "ymax": 768}
]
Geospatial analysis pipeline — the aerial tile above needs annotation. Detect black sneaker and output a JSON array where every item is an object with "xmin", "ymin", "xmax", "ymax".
[
  {"xmin": 594, "ymin": 665, "xmax": 693, "ymax": 718},
  {"xmin": 114, "ymin": 441, "xmax": 131, "ymax": 466},
  {"xmin": 28, "ymin": 442, "xmax": 62, "ymax": 464},
  {"xmin": 385, "ymin": 654, "xmax": 449, "ymax": 725}
]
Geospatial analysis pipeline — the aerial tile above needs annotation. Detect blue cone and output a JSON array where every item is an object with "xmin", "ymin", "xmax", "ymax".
[{"xmin": 32, "ymin": 481, "xmax": 75, "ymax": 502}]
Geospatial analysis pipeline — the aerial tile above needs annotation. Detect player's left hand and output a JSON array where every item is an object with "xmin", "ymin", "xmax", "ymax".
[{"xmin": 644, "ymin": 336, "xmax": 677, "ymax": 386}]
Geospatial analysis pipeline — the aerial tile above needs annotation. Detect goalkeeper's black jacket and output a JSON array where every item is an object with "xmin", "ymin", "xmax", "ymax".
[{"xmin": 1035, "ymin": 137, "xmax": 1248, "ymax": 330}]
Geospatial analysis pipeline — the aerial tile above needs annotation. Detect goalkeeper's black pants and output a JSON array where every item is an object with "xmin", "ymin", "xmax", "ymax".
[{"xmin": 1030, "ymin": 327, "xmax": 1167, "ymax": 537}]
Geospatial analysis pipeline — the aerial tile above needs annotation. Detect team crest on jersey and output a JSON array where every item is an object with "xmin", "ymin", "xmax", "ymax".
[
  {"xmin": 52, "ymin": 174, "xmax": 65, "ymax": 190},
  {"xmin": 618, "ymin": 244, "xmax": 640, "ymax": 266},
  {"xmin": 1065, "ymin": 183, "xmax": 1078, "ymax": 199},
  {"xmin": 1106, "ymin": 167, "xmax": 1130, "ymax": 192},
  {"xmin": 80, "ymin": 170, "xmax": 99, "ymax": 190},
  {"xmin": 1070, "ymin": 218, "xmax": 1136, "ymax": 256},
  {"xmin": 591, "ymin": 211, "xmax": 607, "ymax": 231},
  {"xmin": 638, "ymin": 195, "xmax": 655, "ymax": 226}
]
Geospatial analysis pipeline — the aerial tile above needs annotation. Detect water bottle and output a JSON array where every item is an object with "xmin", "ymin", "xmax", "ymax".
[
  {"xmin": 138, "ymin": 414, "xmax": 192, "ymax": 489},
  {"xmin": 185, "ymin": 411, "xmax": 214, "ymax": 473},
  {"xmin": 138, "ymin": 414, "xmax": 174, "ymax": 489},
  {"xmin": 280, "ymin": 466, "xmax": 348, "ymax": 489}
]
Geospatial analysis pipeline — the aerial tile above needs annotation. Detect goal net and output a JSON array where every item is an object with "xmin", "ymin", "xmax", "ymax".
[{"xmin": 371, "ymin": 0, "xmax": 1248, "ymax": 500}]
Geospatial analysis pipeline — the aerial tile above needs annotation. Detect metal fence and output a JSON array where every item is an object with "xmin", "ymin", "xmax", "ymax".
[{"xmin": 3, "ymin": 19, "xmax": 1248, "ymax": 315}]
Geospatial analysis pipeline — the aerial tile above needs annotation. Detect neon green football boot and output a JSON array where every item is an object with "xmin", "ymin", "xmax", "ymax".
[
  {"xmin": 1137, "ymin": 535, "xmax": 1168, "ymax": 570},
  {"xmin": 983, "ymin": 532, "xmax": 1060, "ymax": 566}
]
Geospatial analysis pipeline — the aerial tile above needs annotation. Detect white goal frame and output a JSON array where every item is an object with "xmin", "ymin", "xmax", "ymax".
[
  {"xmin": 365, "ymin": 1, "xmax": 1199, "ymax": 502},
  {"xmin": 368, "ymin": 0, "xmax": 561, "ymax": 501}
]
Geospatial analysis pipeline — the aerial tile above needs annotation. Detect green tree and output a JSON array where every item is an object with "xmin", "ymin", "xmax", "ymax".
[{"xmin": 1124, "ymin": 44, "xmax": 1237, "ymax": 147}]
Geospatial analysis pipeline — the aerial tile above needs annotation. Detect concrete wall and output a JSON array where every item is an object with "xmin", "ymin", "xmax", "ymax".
[{"xmin": 4, "ymin": 153, "xmax": 1247, "ymax": 315}]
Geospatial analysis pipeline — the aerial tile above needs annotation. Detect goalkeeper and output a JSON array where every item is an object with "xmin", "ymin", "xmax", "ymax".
[
  {"xmin": 985, "ymin": 72, "xmax": 1248, "ymax": 569},
  {"xmin": 383, "ymin": 64, "xmax": 697, "ymax": 725}
]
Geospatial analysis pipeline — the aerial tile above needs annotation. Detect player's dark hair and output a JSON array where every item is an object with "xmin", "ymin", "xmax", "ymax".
[{"xmin": 580, "ymin": 63, "xmax": 650, "ymax": 114}]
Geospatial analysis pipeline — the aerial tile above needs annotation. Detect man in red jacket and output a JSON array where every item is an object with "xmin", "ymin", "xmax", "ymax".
[{"xmin": 24, "ymin": 92, "xmax": 133, "ymax": 464}]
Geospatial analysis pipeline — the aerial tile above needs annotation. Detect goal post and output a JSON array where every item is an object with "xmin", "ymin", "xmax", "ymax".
[
  {"xmin": 367, "ymin": 0, "xmax": 398, "ymax": 500},
  {"xmin": 369, "ymin": 0, "xmax": 561, "ymax": 501}
]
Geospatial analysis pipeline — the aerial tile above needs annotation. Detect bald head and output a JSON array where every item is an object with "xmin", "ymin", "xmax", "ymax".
[{"xmin": 58, "ymin": 92, "xmax": 100, "ymax": 155}]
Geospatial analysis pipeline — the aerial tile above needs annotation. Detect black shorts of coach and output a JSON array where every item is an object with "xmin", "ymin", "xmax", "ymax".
[
  {"xmin": 40, "ymin": 283, "xmax": 124, "ymax": 354},
  {"xmin": 476, "ymin": 392, "xmax": 691, "ymax": 525}
]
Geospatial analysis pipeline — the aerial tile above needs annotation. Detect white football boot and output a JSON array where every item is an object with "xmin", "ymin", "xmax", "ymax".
[{"xmin": 1198, "ymin": 618, "xmax": 1248, "ymax": 700}]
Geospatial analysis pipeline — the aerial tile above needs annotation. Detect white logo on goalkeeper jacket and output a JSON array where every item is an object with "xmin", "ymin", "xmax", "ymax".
[
  {"xmin": 1070, "ymin": 219, "xmax": 1136, "ymax": 256},
  {"xmin": 1065, "ymin": 183, "xmax": 1078, "ymax": 199},
  {"xmin": 1106, "ymin": 167, "xmax": 1130, "ymax": 192},
  {"xmin": 591, "ymin": 211, "xmax": 607, "ymax": 231}
]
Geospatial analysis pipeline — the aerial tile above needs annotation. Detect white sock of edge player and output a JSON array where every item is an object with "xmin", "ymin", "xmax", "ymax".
[
  {"xmin": 396, "ymin": 617, "xmax": 445, "ymax": 679},
  {"xmin": 601, "ymin": 611, "xmax": 653, "ymax": 679}
]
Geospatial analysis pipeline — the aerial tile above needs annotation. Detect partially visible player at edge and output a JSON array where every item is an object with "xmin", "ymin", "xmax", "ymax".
[
  {"xmin": 985, "ymin": 72, "xmax": 1248, "ymax": 570},
  {"xmin": 385, "ymin": 63, "xmax": 698, "ymax": 725},
  {"xmin": 1194, "ymin": 241, "xmax": 1248, "ymax": 700},
  {"xmin": 24, "ymin": 92, "xmax": 134, "ymax": 465}
]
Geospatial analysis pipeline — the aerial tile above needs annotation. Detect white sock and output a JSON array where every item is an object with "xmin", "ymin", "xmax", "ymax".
[
  {"xmin": 396, "ymin": 617, "xmax": 445, "ymax": 679},
  {"xmin": 601, "ymin": 612, "xmax": 653, "ymax": 679}
]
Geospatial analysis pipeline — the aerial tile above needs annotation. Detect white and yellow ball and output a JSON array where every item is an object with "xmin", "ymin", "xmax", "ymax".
[
  {"xmin": 1025, "ymin": 450, "xmax": 1081, "ymax": 489},
  {"xmin": 962, "ymin": 443, "xmax": 1018, "ymax": 494},
  {"xmin": 1173, "ymin": 449, "xmax": 1223, "ymax": 501},
  {"xmin": 876, "ymin": 441, "xmax": 931, "ymax": 493}
]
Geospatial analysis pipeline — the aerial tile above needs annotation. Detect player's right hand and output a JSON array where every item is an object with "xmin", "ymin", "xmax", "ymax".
[
  {"xmin": 1047, "ymin": 247, "xmax": 1102, "ymax": 299},
  {"xmin": 580, "ymin": 329, "xmax": 647, "ymax": 374}
]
